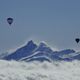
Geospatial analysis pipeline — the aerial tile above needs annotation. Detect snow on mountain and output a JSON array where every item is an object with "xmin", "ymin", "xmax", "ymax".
[
  {"xmin": 52, "ymin": 49, "xmax": 76, "ymax": 60},
  {"xmin": 1, "ymin": 40, "xmax": 80, "ymax": 62},
  {"xmin": 71, "ymin": 52, "xmax": 80, "ymax": 60},
  {"xmin": 21, "ymin": 42, "xmax": 54, "ymax": 62}
]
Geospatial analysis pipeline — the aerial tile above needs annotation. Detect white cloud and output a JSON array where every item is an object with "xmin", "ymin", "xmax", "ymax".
[{"xmin": 0, "ymin": 60, "xmax": 80, "ymax": 80}]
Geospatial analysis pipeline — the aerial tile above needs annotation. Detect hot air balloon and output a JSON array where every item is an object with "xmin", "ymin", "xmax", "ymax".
[
  {"xmin": 7, "ymin": 17, "xmax": 13, "ymax": 25},
  {"xmin": 75, "ymin": 38, "xmax": 80, "ymax": 43}
]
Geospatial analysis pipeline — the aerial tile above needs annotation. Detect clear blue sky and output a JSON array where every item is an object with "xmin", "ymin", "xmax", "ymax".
[{"xmin": 0, "ymin": 0, "xmax": 80, "ymax": 53}]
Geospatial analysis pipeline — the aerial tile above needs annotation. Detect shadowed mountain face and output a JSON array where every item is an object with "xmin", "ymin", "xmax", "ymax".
[
  {"xmin": 3, "ymin": 40, "xmax": 37, "ymax": 60},
  {"xmin": 1, "ymin": 40, "xmax": 80, "ymax": 62}
]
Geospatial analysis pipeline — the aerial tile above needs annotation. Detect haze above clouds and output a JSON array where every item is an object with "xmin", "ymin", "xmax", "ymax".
[{"xmin": 0, "ymin": 0, "xmax": 80, "ymax": 52}]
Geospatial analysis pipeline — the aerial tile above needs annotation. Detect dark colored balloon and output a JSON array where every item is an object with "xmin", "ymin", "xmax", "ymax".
[
  {"xmin": 75, "ymin": 38, "xmax": 80, "ymax": 43},
  {"xmin": 7, "ymin": 18, "xmax": 13, "ymax": 25}
]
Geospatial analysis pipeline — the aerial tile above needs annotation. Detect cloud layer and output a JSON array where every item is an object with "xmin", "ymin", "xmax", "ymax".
[{"xmin": 0, "ymin": 60, "xmax": 80, "ymax": 80}]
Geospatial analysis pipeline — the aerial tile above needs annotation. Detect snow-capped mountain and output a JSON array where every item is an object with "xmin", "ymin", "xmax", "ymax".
[
  {"xmin": 20, "ymin": 42, "xmax": 53, "ymax": 62},
  {"xmin": 3, "ymin": 40, "xmax": 37, "ymax": 60},
  {"xmin": 1, "ymin": 40, "xmax": 80, "ymax": 62}
]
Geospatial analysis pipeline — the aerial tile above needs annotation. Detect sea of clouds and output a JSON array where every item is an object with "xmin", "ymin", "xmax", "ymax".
[{"xmin": 0, "ymin": 60, "xmax": 80, "ymax": 80}]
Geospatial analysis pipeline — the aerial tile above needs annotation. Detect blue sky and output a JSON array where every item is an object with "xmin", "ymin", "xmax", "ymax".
[{"xmin": 0, "ymin": 0, "xmax": 80, "ymax": 53}]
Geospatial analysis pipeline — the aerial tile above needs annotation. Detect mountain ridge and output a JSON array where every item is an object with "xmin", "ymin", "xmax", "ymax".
[{"xmin": 1, "ymin": 40, "xmax": 80, "ymax": 62}]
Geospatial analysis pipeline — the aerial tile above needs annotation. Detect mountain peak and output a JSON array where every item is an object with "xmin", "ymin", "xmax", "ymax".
[
  {"xmin": 3, "ymin": 40, "xmax": 37, "ymax": 60},
  {"xmin": 27, "ymin": 40, "xmax": 35, "ymax": 45},
  {"xmin": 24, "ymin": 40, "xmax": 37, "ymax": 49},
  {"xmin": 39, "ymin": 41, "xmax": 48, "ymax": 48}
]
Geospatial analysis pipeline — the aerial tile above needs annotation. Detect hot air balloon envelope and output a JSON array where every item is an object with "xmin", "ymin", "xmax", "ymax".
[
  {"xmin": 75, "ymin": 38, "xmax": 80, "ymax": 43},
  {"xmin": 7, "ymin": 18, "xmax": 13, "ymax": 25}
]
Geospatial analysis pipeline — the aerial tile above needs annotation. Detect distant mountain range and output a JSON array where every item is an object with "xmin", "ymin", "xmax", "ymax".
[{"xmin": 1, "ymin": 40, "xmax": 80, "ymax": 62}]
